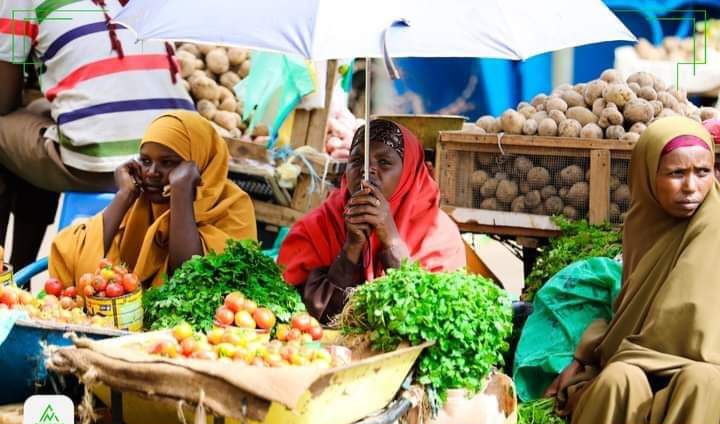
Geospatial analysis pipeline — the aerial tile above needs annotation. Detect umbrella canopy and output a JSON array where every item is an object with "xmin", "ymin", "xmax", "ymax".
[
  {"xmin": 114, "ymin": 0, "xmax": 635, "ymax": 61},
  {"xmin": 114, "ymin": 0, "xmax": 635, "ymax": 181}
]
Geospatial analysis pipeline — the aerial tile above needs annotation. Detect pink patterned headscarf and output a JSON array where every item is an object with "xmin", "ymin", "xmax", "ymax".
[{"xmin": 660, "ymin": 135, "xmax": 711, "ymax": 157}]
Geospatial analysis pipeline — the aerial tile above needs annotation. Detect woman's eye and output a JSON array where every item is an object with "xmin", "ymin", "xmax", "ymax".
[
  {"xmin": 141, "ymin": 159, "xmax": 151, "ymax": 166},
  {"xmin": 163, "ymin": 160, "xmax": 177, "ymax": 167}
]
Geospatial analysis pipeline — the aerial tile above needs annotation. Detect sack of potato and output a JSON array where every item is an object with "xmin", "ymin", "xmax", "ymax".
[
  {"xmin": 174, "ymin": 43, "xmax": 253, "ymax": 139},
  {"xmin": 475, "ymin": 68, "xmax": 720, "ymax": 141}
]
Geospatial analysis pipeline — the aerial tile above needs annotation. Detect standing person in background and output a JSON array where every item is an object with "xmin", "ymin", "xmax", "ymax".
[{"xmin": 0, "ymin": 0, "xmax": 193, "ymax": 270}]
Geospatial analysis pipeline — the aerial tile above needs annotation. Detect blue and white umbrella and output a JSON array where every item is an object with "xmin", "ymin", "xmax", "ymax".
[{"xmin": 114, "ymin": 0, "xmax": 635, "ymax": 177}]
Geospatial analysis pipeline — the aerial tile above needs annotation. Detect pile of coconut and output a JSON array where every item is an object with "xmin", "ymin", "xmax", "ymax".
[
  {"xmin": 475, "ymin": 69, "xmax": 720, "ymax": 141},
  {"xmin": 175, "ymin": 43, "xmax": 269, "ymax": 140}
]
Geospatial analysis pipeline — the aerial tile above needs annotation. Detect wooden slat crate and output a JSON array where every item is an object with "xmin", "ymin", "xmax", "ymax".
[{"xmin": 436, "ymin": 130, "xmax": 635, "ymax": 235}]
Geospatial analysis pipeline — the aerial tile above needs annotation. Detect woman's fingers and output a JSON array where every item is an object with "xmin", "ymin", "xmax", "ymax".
[
  {"xmin": 345, "ymin": 205, "xmax": 381, "ymax": 218},
  {"xmin": 347, "ymin": 194, "xmax": 380, "ymax": 207},
  {"xmin": 348, "ymin": 213, "xmax": 380, "ymax": 226}
]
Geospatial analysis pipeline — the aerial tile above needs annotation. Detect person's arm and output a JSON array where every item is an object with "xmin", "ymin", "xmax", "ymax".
[
  {"xmin": 103, "ymin": 161, "xmax": 141, "ymax": 254},
  {"xmin": 167, "ymin": 161, "xmax": 202, "ymax": 275},
  {"xmin": 301, "ymin": 250, "xmax": 365, "ymax": 323},
  {"xmin": 0, "ymin": 62, "xmax": 23, "ymax": 115}
]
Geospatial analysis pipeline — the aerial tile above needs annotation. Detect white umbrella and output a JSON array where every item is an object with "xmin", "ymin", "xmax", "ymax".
[{"xmin": 114, "ymin": 0, "xmax": 635, "ymax": 178}]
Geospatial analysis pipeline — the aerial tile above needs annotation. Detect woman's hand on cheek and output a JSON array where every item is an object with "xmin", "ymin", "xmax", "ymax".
[
  {"xmin": 168, "ymin": 161, "xmax": 201, "ymax": 195},
  {"xmin": 115, "ymin": 160, "xmax": 142, "ymax": 200}
]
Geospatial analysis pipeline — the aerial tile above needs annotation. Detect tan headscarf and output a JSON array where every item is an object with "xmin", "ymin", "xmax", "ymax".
[
  {"xmin": 50, "ymin": 110, "xmax": 257, "ymax": 286},
  {"xmin": 561, "ymin": 116, "xmax": 720, "ymax": 411}
]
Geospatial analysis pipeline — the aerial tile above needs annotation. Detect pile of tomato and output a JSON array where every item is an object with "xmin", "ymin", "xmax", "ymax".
[
  {"xmin": 76, "ymin": 259, "xmax": 140, "ymax": 299},
  {"xmin": 0, "ymin": 284, "xmax": 108, "ymax": 327},
  {"xmin": 145, "ymin": 322, "xmax": 348, "ymax": 368}
]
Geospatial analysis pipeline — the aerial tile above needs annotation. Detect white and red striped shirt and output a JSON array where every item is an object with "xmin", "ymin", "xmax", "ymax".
[{"xmin": 0, "ymin": 0, "xmax": 193, "ymax": 172}]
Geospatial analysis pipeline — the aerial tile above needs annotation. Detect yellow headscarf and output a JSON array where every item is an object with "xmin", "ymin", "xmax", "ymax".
[
  {"xmin": 50, "ymin": 110, "xmax": 257, "ymax": 286},
  {"xmin": 561, "ymin": 116, "xmax": 720, "ymax": 412}
]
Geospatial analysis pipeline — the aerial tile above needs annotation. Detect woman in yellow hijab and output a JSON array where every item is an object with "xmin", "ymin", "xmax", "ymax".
[
  {"xmin": 547, "ymin": 116, "xmax": 720, "ymax": 424},
  {"xmin": 50, "ymin": 110, "xmax": 257, "ymax": 286}
]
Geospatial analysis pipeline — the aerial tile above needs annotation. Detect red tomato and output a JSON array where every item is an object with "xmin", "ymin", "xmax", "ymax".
[
  {"xmin": 275, "ymin": 324, "xmax": 290, "ymax": 341},
  {"xmin": 215, "ymin": 307, "xmax": 235, "ymax": 326},
  {"xmin": 18, "ymin": 290, "xmax": 33, "ymax": 305},
  {"xmin": 83, "ymin": 284, "xmax": 96, "ymax": 297},
  {"xmin": 242, "ymin": 300, "xmax": 257, "ymax": 314},
  {"xmin": 286, "ymin": 328, "xmax": 302, "ymax": 342},
  {"xmin": 172, "ymin": 322, "xmax": 194, "ymax": 342},
  {"xmin": 78, "ymin": 273, "xmax": 94, "ymax": 293},
  {"xmin": 224, "ymin": 292, "xmax": 245, "ymax": 313},
  {"xmin": 91, "ymin": 275, "xmax": 107, "ymax": 292},
  {"xmin": 207, "ymin": 328, "xmax": 225, "ymax": 345},
  {"xmin": 253, "ymin": 308, "xmax": 276, "ymax": 330},
  {"xmin": 105, "ymin": 283, "xmax": 125, "ymax": 298},
  {"xmin": 62, "ymin": 287, "xmax": 77, "ymax": 298},
  {"xmin": 291, "ymin": 313, "xmax": 312, "ymax": 332},
  {"xmin": 113, "ymin": 264, "xmax": 128, "ymax": 276},
  {"xmin": 121, "ymin": 273, "xmax": 139, "ymax": 293},
  {"xmin": 181, "ymin": 337, "xmax": 198, "ymax": 356},
  {"xmin": 308, "ymin": 325, "xmax": 323, "ymax": 341},
  {"xmin": 0, "ymin": 289, "xmax": 18, "ymax": 306},
  {"xmin": 100, "ymin": 268, "xmax": 116, "ymax": 283},
  {"xmin": 43, "ymin": 295, "xmax": 59, "ymax": 308},
  {"xmin": 59, "ymin": 296, "xmax": 75, "ymax": 310},
  {"xmin": 234, "ymin": 310, "xmax": 256, "ymax": 329},
  {"xmin": 44, "ymin": 278, "xmax": 63, "ymax": 297},
  {"xmin": 98, "ymin": 258, "xmax": 113, "ymax": 269}
]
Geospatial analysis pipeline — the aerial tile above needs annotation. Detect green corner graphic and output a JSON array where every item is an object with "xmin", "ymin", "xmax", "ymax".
[
  {"xmin": 614, "ymin": 9, "xmax": 711, "ymax": 91},
  {"xmin": 38, "ymin": 404, "xmax": 59, "ymax": 423}
]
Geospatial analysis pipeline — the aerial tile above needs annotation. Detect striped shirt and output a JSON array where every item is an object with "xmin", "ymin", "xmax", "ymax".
[{"xmin": 0, "ymin": 0, "xmax": 194, "ymax": 172}]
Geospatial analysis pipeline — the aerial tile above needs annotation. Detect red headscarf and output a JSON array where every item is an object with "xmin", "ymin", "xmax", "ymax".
[{"xmin": 279, "ymin": 120, "xmax": 465, "ymax": 285}]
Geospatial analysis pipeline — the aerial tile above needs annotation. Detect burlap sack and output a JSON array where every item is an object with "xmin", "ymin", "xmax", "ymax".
[{"xmin": 47, "ymin": 332, "xmax": 428, "ymax": 422}]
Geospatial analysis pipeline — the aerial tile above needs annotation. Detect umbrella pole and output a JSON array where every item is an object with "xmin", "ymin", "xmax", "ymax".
[{"xmin": 364, "ymin": 57, "xmax": 370, "ymax": 182}]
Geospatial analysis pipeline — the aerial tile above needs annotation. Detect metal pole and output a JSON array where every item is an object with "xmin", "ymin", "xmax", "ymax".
[{"xmin": 364, "ymin": 57, "xmax": 371, "ymax": 182}]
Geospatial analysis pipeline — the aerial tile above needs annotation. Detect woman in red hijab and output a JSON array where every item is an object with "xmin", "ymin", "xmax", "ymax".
[{"xmin": 278, "ymin": 119, "xmax": 466, "ymax": 323}]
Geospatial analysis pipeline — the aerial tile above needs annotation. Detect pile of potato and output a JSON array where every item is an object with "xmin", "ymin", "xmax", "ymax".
[
  {"xmin": 470, "ymin": 154, "xmax": 631, "ymax": 222},
  {"xmin": 635, "ymin": 36, "xmax": 719, "ymax": 61},
  {"xmin": 475, "ymin": 68, "xmax": 720, "ymax": 142},
  {"xmin": 175, "ymin": 43, "xmax": 267, "ymax": 139}
]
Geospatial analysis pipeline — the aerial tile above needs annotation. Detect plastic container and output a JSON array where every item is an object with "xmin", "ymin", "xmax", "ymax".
[{"xmin": 85, "ymin": 289, "xmax": 143, "ymax": 331}]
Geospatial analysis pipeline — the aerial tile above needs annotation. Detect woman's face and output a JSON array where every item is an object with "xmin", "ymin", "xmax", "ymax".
[
  {"xmin": 138, "ymin": 142, "xmax": 184, "ymax": 203},
  {"xmin": 347, "ymin": 140, "xmax": 403, "ymax": 199},
  {"xmin": 655, "ymin": 146, "xmax": 714, "ymax": 218}
]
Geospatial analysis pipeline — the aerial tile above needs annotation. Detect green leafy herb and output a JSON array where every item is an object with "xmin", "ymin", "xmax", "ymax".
[
  {"xmin": 340, "ymin": 262, "xmax": 513, "ymax": 402},
  {"xmin": 518, "ymin": 399, "xmax": 566, "ymax": 424},
  {"xmin": 524, "ymin": 217, "xmax": 622, "ymax": 301},
  {"xmin": 143, "ymin": 239, "xmax": 305, "ymax": 332}
]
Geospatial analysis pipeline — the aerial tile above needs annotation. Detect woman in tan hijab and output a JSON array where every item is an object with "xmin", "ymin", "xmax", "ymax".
[
  {"xmin": 545, "ymin": 116, "xmax": 720, "ymax": 424},
  {"xmin": 50, "ymin": 111, "xmax": 257, "ymax": 287}
]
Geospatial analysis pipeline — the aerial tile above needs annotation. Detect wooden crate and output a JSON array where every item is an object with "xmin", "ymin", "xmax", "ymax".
[{"xmin": 436, "ymin": 130, "xmax": 634, "ymax": 236}]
